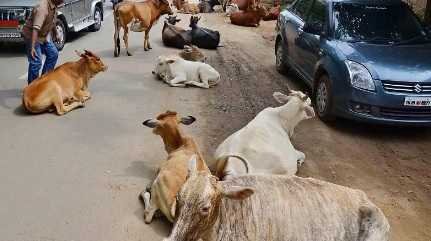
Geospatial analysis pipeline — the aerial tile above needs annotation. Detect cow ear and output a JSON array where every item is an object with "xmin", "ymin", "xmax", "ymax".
[
  {"xmin": 303, "ymin": 105, "xmax": 315, "ymax": 119},
  {"xmin": 273, "ymin": 91, "xmax": 290, "ymax": 104},
  {"xmin": 170, "ymin": 199, "xmax": 177, "ymax": 218},
  {"xmin": 142, "ymin": 119, "xmax": 159, "ymax": 128},
  {"xmin": 222, "ymin": 186, "xmax": 254, "ymax": 200},
  {"xmin": 180, "ymin": 116, "xmax": 196, "ymax": 125}
]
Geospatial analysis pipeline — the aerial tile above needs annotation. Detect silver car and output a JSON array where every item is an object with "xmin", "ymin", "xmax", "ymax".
[{"xmin": 0, "ymin": 0, "xmax": 104, "ymax": 50}]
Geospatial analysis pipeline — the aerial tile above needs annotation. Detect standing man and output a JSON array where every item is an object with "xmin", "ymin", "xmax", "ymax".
[{"xmin": 22, "ymin": 0, "xmax": 64, "ymax": 84}]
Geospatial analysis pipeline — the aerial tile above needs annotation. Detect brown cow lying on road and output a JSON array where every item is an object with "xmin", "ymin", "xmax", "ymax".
[
  {"xmin": 114, "ymin": 0, "xmax": 173, "ymax": 57},
  {"xmin": 230, "ymin": 4, "xmax": 268, "ymax": 27},
  {"xmin": 163, "ymin": 159, "xmax": 390, "ymax": 241},
  {"xmin": 140, "ymin": 111, "xmax": 209, "ymax": 223},
  {"xmin": 22, "ymin": 50, "xmax": 107, "ymax": 115}
]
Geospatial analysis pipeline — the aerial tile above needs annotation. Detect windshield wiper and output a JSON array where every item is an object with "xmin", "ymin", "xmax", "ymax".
[{"xmin": 394, "ymin": 34, "xmax": 430, "ymax": 45}]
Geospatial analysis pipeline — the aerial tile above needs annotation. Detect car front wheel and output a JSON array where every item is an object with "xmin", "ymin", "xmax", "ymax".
[
  {"xmin": 54, "ymin": 19, "xmax": 66, "ymax": 51},
  {"xmin": 89, "ymin": 6, "xmax": 102, "ymax": 31},
  {"xmin": 314, "ymin": 74, "xmax": 335, "ymax": 121}
]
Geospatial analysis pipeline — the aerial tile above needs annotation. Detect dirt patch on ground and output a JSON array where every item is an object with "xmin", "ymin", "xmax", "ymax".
[{"xmin": 197, "ymin": 13, "xmax": 431, "ymax": 241}]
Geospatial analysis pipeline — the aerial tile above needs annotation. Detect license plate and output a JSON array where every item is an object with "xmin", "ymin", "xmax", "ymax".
[
  {"xmin": 0, "ymin": 32, "xmax": 21, "ymax": 38},
  {"xmin": 404, "ymin": 96, "xmax": 431, "ymax": 107},
  {"xmin": 0, "ymin": 20, "xmax": 19, "ymax": 28}
]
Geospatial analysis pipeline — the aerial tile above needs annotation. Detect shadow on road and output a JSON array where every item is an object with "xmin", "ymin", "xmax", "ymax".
[
  {"xmin": 0, "ymin": 88, "xmax": 21, "ymax": 109},
  {"xmin": 133, "ymin": 207, "xmax": 172, "ymax": 237},
  {"xmin": 0, "ymin": 42, "xmax": 26, "ymax": 57},
  {"xmin": 325, "ymin": 118, "xmax": 431, "ymax": 140}
]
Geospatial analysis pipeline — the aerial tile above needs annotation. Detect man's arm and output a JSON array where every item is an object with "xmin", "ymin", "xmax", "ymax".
[
  {"xmin": 30, "ymin": 29, "xmax": 39, "ymax": 59},
  {"xmin": 30, "ymin": 2, "xmax": 48, "ymax": 59}
]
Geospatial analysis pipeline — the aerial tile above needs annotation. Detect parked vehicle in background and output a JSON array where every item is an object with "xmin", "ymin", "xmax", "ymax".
[
  {"xmin": 276, "ymin": 0, "xmax": 431, "ymax": 126},
  {"xmin": 0, "ymin": 0, "xmax": 104, "ymax": 50}
]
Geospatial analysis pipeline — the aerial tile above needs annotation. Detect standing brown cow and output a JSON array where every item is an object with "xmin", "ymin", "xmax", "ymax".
[{"xmin": 113, "ymin": 0, "xmax": 173, "ymax": 57}]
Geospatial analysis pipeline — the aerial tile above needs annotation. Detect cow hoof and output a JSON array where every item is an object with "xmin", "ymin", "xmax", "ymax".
[
  {"xmin": 127, "ymin": 52, "xmax": 132, "ymax": 56},
  {"xmin": 144, "ymin": 48, "xmax": 149, "ymax": 51}
]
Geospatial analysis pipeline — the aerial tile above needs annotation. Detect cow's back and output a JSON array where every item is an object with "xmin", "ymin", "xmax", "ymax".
[
  {"xmin": 214, "ymin": 175, "xmax": 389, "ymax": 241},
  {"xmin": 214, "ymin": 108, "xmax": 299, "ymax": 175}
]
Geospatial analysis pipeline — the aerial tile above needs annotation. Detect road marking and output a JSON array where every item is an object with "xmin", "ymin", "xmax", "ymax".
[{"xmin": 18, "ymin": 73, "xmax": 27, "ymax": 80}]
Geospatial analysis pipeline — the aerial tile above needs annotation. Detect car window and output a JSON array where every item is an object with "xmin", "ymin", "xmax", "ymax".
[
  {"xmin": 307, "ymin": 0, "xmax": 326, "ymax": 28},
  {"xmin": 292, "ymin": 0, "xmax": 313, "ymax": 20}
]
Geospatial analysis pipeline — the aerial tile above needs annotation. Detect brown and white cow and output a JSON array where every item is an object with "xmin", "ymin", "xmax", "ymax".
[
  {"xmin": 140, "ymin": 111, "xmax": 209, "ymax": 223},
  {"xmin": 22, "ymin": 50, "xmax": 107, "ymax": 115},
  {"xmin": 163, "ymin": 157, "xmax": 390, "ymax": 241},
  {"xmin": 113, "ymin": 0, "xmax": 173, "ymax": 57}
]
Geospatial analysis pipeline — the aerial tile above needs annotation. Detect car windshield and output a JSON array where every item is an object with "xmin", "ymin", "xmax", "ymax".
[{"xmin": 333, "ymin": 3, "xmax": 430, "ymax": 44}]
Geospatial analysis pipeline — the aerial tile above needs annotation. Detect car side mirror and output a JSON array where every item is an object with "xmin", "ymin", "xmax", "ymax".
[{"xmin": 303, "ymin": 22, "xmax": 323, "ymax": 35}]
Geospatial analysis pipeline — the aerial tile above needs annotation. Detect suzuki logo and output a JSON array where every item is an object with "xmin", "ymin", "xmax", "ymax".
[{"xmin": 414, "ymin": 84, "xmax": 422, "ymax": 93}]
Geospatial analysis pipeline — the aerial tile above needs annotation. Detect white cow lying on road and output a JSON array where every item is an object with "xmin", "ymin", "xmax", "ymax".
[
  {"xmin": 152, "ymin": 55, "xmax": 220, "ymax": 88},
  {"xmin": 214, "ymin": 90, "xmax": 315, "ymax": 179}
]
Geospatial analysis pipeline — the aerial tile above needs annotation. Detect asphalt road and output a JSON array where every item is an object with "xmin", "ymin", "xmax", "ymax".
[
  {"xmin": 1, "ymin": 3, "xmax": 431, "ymax": 241},
  {"xmin": 0, "ymin": 4, "xmax": 200, "ymax": 241}
]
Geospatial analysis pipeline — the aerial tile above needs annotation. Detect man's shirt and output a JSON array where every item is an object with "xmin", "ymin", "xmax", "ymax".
[{"xmin": 22, "ymin": 0, "xmax": 57, "ymax": 42}]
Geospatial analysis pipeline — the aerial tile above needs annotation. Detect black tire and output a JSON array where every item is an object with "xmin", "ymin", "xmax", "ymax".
[
  {"xmin": 314, "ymin": 74, "xmax": 336, "ymax": 121},
  {"xmin": 54, "ymin": 18, "xmax": 66, "ymax": 51},
  {"xmin": 275, "ymin": 41, "xmax": 288, "ymax": 74},
  {"xmin": 89, "ymin": 6, "xmax": 102, "ymax": 32}
]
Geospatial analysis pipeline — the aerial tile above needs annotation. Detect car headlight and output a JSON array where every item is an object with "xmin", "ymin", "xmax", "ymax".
[{"xmin": 345, "ymin": 60, "xmax": 375, "ymax": 91}]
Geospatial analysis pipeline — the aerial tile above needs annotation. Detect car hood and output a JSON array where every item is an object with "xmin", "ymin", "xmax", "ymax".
[
  {"xmin": 0, "ymin": 0, "xmax": 38, "ymax": 7},
  {"xmin": 336, "ymin": 41, "xmax": 431, "ymax": 83}
]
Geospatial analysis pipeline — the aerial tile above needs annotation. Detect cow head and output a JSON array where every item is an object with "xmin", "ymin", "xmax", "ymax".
[
  {"xmin": 75, "ymin": 50, "xmax": 108, "ymax": 73},
  {"xmin": 142, "ymin": 111, "xmax": 196, "ymax": 153},
  {"xmin": 157, "ymin": 0, "xmax": 174, "ymax": 15},
  {"xmin": 152, "ymin": 55, "xmax": 178, "ymax": 81},
  {"xmin": 273, "ymin": 90, "xmax": 315, "ymax": 135},
  {"xmin": 166, "ymin": 15, "xmax": 181, "ymax": 25},
  {"xmin": 189, "ymin": 15, "xmax": 201, "ymax": 28},
  {"xmin": 163, "ymin": 156, "xmax": 254, "ymax": 241}
]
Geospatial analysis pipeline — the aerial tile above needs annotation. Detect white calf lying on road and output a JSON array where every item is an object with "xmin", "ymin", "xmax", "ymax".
[
  {"xmin": 164, "ymin": 157, "xmax": 390, "ymax": 241},
  {"xmin": 214, "ymin": 90, "xmax": 315, "ymax": 179},
  {"xmin": 152, "ymin": 55, "xmax": 220, "ymax": 88}
]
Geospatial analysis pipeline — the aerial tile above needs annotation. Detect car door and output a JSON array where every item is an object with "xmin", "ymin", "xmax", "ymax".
[
  {"xmin": 285, "ymin": 0, "xmax": 313, "ymax": 77},
  {"xmin": 295, "ymin": 0, "xmax": 327, "ymax": 83},
  {"xmin": 71, "ymin": 0, "xmax": 86, "ymax": 23},
  {"xmin": 61, "ymin": 0, "xmax": 74, "ymax": 24}
]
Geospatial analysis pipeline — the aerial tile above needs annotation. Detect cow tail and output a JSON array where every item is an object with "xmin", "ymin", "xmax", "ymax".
[
  {"xmin": 357, "ymin": 205, "xmax": 390, "ymax": 241},
  {"xmin": 215, "ymin": 154, "xmax": 250, "ymax": 178}
]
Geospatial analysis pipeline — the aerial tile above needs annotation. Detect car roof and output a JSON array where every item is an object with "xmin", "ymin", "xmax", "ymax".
[{"xmin": 326, "ymin": 0, "xmax": 402, "ymax": 5}]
